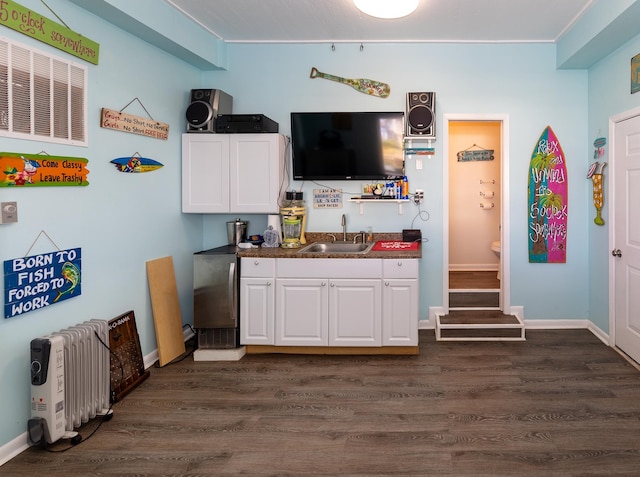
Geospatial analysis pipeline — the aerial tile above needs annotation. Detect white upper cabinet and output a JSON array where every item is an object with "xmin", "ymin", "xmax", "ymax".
[{"xmin": 182, "ymin": 133, "xmax": 285, "ymax": 213}]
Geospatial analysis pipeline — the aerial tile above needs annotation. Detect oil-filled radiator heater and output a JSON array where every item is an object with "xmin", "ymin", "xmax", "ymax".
[{"xmin": 28, "ymin": 320, "xmax": 111, "ymax": 445}]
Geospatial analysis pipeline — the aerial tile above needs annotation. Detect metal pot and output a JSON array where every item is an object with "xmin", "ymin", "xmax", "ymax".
[{"xmin": 227, "ymin": 218, "xmax": 248, "ymax": 245}]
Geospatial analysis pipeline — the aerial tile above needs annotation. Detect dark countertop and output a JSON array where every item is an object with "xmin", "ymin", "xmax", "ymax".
[{"xmin": 237, "ymin": 232, "xmax": 422, "ymax": 259}]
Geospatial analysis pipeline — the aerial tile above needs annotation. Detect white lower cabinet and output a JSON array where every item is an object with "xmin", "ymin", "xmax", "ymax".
[
  {"xmin": 240, "ymin": 257, "xmax": 418, "ymax": 348},
  {"xmin": 275, "ymin": 278, "xmax": 328, "ymax": 346},
  {"xmin": 240, "ymin": 258, "xmax": 275, "ymax": 345},
  {"xmin": 382, "ymin": 260, "xmax": 419, "ymax": 346},
  {"xmin": 329, "ymin": 279, "xmax": 382, "ymax": 346},
  {"xmin": 275, "ymin": 277, "xmax": 381, "ymax": 346}
]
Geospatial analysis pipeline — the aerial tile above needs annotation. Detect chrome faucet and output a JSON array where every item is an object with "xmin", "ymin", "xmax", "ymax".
[
  {"xmin": 353, "ymin": 231, "xmax": 366, "ymax": 243},
  {"xmin": 341, "ymin": 214, "xmax": 347, "ymax": 242}
]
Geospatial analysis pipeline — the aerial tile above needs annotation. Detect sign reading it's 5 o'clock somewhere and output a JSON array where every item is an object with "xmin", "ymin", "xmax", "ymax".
[
  {"xmin": 0, "ymin": 0, "xmax": 99, "ymax": 65},
  {"xmin": 1, "ymin": 152, "xmax": 89, "ymax": 187}
]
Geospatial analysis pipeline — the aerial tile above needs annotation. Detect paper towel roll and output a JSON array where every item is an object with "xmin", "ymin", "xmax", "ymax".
[{"xmin": 267, "ymin": 214, "xmax": 282, "ymax": 242}]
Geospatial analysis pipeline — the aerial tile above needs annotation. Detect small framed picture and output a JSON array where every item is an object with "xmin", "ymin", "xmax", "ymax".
[{"xmin": 632, "ymin": 53, "xmax": 640, "ymax": 94}]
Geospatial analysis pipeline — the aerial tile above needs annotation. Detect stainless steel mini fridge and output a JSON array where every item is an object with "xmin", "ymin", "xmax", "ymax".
[{"xmin": 193, "ymin": 245, "xmax": 239, "ymax": 349}]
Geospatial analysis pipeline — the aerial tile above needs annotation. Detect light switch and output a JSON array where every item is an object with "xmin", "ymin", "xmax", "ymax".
[{"xmin": 1, "ymin": 201, "xmax": 18, "ymax": 223}]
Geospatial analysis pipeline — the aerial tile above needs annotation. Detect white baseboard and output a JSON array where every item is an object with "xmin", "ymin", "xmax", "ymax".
[
  {"xmin": 523, "ymin": 319, "xmax": 590, "ymax": 329},
  {"xmin": 587, "ymin": 321, "xmax": 610, "ymax": 345},
  {"xmin": 0, "ymin": 433, "xmax": 29, "ymax": 467},
  {"xmin": 143, "ymin": 326, "xmax": 195, "ymax": 370},
  {"xmin": 424, "ymin": 307, "xmax": 443, "ymax": 329}
]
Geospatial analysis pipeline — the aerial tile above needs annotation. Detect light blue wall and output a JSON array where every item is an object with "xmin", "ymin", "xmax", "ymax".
[
  {"xmin": 0, "ymin": 0, "xmax": 203, "ymax": 451},
  {"xmin": 2, "ymin": 0, "xmax": 639, "ymax": 459},
  {"xmin": 587, "ymin": 34, "xmax": 640, "ymax": 331},
  {"xmin": 203, "ymin": 42, "xmax": 590, "ymax": 321}
]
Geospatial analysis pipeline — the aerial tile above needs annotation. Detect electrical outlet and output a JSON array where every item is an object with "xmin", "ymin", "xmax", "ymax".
[
  {"xmin": 414, "ymin": 190, "xmax": 424, "ymax": 205},
  {"xmin": 0, "ymin": 201, "xmax": 17, "ymax": 223}
]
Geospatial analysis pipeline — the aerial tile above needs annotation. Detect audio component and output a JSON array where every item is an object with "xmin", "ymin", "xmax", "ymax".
[
  {"xmin": 215, "ymin": 114, "xmax": 279, "ymax": 133},
  {"xmin": 186, "ymin": 89, "xmax": 233, "ymax": 133},
  {"xmin": 406, "ymin": 92, "xmax": 436, "ymax": 138}
]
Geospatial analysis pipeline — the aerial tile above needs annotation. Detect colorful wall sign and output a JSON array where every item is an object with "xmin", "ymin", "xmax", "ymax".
[
  {"xmin": 0, "ymin": 0, "xmax": 99, "ymax": 64},
  {"xmin": 111, "ymin": 156, "xmax": 163, "ymax": 173},
  {"xmin": 527, "ymin": 126, "xmax": 568, "ymax": 263},
  {"xmin": 1, "ymin": 152, "xmax": 89, "ymax": 186},
  {"xmin": 4, "ymin": 248, "xmax": 82, "ymax": 318},
  {"xmin": 101, "ymin": 108, "xmax": 170, "ymax": 140}
]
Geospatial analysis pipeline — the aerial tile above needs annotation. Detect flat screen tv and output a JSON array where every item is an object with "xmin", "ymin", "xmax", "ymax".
[{"xmin": 291, "ymin": 111, "xmax": 405, "ymax": 181}]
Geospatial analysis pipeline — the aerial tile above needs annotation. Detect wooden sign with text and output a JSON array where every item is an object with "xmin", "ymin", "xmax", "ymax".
[
  {"xmin": 101, "ymin": 108, "xmax": 169, "ymax": 140},
  {"xmin": 1, "ymin": 152, "xmax": 89, "ymax": 187},
  {"xmin": 0, "ymin": 0, "xmax": 99, "ymax": 64}
]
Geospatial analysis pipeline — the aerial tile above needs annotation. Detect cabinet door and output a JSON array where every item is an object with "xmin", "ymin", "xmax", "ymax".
[
  {"xmin": 230, "ymin": 134, "xmax": 283, "ymax": 214},
  {"xmin": 240, "ymin": 277, "xmax": 274, "ymax": 345},
  {"xmin": 275, "ymin": 278, "xmax": 328, "ymax": 346},
  {"xmin": 329, "ymin": 279, "xmax": 382, "ymax": 346},
  {"xmin": 182, "ymin": 134, "xmax": 230, "ymax": 213},
  {"xmin": 382, "ymin": 279, "xmax": 418, "ymax": 346}
]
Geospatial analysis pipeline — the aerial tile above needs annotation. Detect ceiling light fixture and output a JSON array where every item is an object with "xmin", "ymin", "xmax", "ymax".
[{"xmin": 353, "ymin": 0, "xmax": 419, "ymax": 19}]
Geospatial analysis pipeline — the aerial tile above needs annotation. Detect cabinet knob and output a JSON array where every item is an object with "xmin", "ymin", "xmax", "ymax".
[
  {"xmin": 385, "ymin": 281, "xmax": 390, "ymax": 286},
  {"xmin": 330, "ymin": 282, "xmax": 335, "ymax": 287},
  {"xmin": 322, "ymin": 282, "xmax": 327, "ymax": 287},
  {"xmin": 266, "ymin": 281, "xmax": 271, "ymax": 286},
  {"xmin": 397, "ymin": 261, "xmax": 403, "ymax": 267},
  {"xmin": 254, "ymin": 260, "xmax": 260, "ymax": 265}
]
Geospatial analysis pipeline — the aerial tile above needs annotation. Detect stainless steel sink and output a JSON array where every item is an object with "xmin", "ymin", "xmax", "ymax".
[{"xmin": 298, "ymin": 241, "xmax": 374, "ymax": 254}]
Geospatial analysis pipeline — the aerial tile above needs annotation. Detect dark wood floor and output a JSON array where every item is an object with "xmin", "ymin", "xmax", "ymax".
[
  {"xmin": 4, "ymin": 330, "xmax": 640, "ymax": 476},
  {"xmin": 450, "ymin": 271, "xmax": 499, "ymax": 289}
]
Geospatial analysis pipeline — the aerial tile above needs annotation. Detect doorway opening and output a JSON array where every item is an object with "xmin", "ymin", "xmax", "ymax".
[{"xmin": 442, "ymin": 115, "xmax": 511, "ymax": 315}]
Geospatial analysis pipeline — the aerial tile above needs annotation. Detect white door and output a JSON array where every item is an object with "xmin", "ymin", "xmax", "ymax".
[{"xmin": 613, "ymin": 113, "xmax": 640, "ymax": 363}]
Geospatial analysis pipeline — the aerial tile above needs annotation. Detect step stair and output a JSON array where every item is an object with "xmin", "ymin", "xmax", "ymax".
[
  {"xmin": 442, "ymin": 272, "xmax": 524, "ymax": 341},
  {"xmin": 436, "ymin": 309, "xmax": 525, "ymax": 341},
  {"xmin": 449, "ymin": 289, "xmax": 500, "ymax": 309}
]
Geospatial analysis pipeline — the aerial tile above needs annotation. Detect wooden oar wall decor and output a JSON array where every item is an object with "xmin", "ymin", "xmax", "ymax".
[{"xmin": 309, "ymin": 67, "xmax": 390, "ymax": 98}]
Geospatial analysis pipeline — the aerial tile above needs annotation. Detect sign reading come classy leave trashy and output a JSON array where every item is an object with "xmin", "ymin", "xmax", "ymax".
[
  {"xmin": 1, "ymin": 152, "xmax": 89, "ymax": 187},
  {"xmin": 0, "ymin": 0, "xmax": 99, "ymax": 64}
]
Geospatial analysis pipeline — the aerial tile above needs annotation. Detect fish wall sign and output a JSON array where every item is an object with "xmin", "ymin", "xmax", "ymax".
[
  {"xmin": 111, "ymin": 155, "xmax": 163, "ymax": 173},
  {"xmin": 4, "ymin": 248, "xmax": 82, "ymax": 318},
  {"xmin": 1, "ymin": 153, "xmax": 89, "ymax": 187}
]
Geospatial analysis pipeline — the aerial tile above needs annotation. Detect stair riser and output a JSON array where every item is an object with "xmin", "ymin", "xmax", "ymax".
[{"xmin": 449, "ymin": 291, "xmax": 499, "ymax": 308}]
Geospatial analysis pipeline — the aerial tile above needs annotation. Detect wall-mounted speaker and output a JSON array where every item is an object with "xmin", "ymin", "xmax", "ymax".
[
  {"xmin": 186, "ymin": 89, "xmax": 233, "ymax": 132},
  {"xmin": 405, "ymin": 91, "xmax": 435, "ymax": 138}
]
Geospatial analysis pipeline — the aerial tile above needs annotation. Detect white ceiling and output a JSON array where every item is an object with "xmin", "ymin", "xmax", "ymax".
[{"xmin": 165, "ymin": 0, "xmax": 594, "ymax": 44}]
